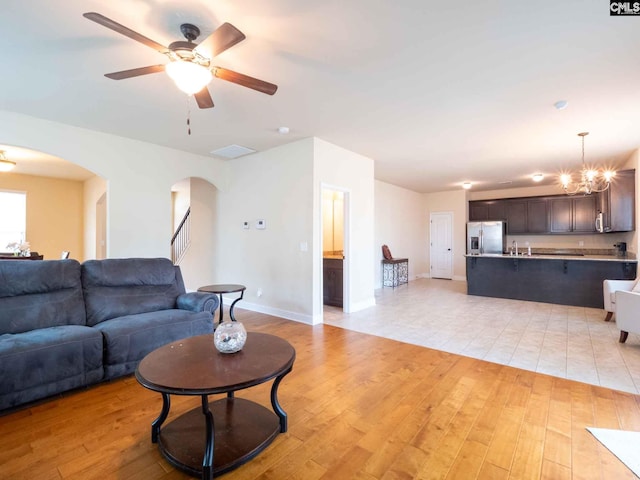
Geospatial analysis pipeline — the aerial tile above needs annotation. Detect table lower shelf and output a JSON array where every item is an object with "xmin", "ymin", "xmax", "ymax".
[{"xmin": 158, "ymin": 397, "xmax": 281, "ymax": 477}]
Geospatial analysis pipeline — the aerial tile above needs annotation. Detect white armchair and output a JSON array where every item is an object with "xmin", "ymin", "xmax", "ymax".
[
  {"xmin": 603, "ymin": 279, "xmax": 636, "ymax": 321},
  {"xmin": 615, "ymin": 290, "xmax": 640, "ymax": 343}
]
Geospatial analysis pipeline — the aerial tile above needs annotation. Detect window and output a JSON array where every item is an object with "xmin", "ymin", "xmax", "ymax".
[{"xmin": 0, "ymin": 191, "xmax": 26, "ymax": 250}]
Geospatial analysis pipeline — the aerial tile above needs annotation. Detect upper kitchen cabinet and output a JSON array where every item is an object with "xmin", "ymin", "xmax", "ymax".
[
  {"xmin": 504, "ymin": 198, "xmax": 548, "ymax": 234},
  {"xmin": 470, "ymin": 198, "xmax": 548, "ymax": 234},
  {"xmin": 469, "ymin": 180, "xmax": 635, "ymax": 235},
  {"xmin": 468, "ymin": 200, "xmax": 506, "ymax": 222},
  {"xmin": 505, "ymin": 200, "xmax": 527, "ymax": 233},
  {"xmin": 597, "ymin": 169, "xmax": 635, "ymax": 233},
  {"xmin": 525, "ymin": 198, "xmax": 549, "ymax": 233},
  {"xmin": 549, "ymin": 195, "xmax": 597, "ymax": 234}
]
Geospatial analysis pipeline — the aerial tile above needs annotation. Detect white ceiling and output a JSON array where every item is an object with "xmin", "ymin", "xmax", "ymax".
[{"xmin": 2, "ymin": 0, "xmax": 639, "ymax": 192}]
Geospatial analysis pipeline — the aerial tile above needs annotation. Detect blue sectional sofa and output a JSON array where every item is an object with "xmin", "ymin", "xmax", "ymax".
[{"xmin": 0, "ymin": 257, "xmax": 219, "ymax": 411}]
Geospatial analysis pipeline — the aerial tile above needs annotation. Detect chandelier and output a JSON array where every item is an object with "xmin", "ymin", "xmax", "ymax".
[{"xmin": 560, "ymin": 132, "xmax": 615, "ymax": 195}]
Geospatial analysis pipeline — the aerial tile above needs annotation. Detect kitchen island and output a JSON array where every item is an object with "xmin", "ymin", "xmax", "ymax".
[{"xmin": 465, "ymin": 253, "xmax": 637, "ymax": 308}]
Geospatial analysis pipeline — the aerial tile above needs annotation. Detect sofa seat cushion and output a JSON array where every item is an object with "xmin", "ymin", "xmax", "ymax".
[
  {"xmin": 0, "ymin": 259, "xmax": 86, "ymax": 334},
  {"xmin": 0, "ymin": 325, "xmax": 103, "ymax": 410},
  {"xmin": 82, "ymin": 258, "xmax": 185, "ymax": 326},
  {"xmin": 94, "ymin": 309, "xmax": 213, "ymax": 379}
]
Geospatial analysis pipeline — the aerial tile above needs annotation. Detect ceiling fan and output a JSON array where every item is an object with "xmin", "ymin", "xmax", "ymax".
[{"xmin": 83, "ymin": 12, "xmax": 278, "ymax": 109}]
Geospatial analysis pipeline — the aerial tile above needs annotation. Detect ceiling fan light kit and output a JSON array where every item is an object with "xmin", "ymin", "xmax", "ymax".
[
  {"xmin": 82, "ymin": 12, "xmax": 277, "ymax": 109},
  {"xmin": 165, "ymin": 60, "xmax": 212, "ymax": 95}
]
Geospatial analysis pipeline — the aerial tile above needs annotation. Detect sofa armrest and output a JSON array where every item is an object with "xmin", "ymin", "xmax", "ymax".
[
  {"xmin": 177, "ymin": 292, "xmax": 220, "ymax": 314},
  {"xmin": 615, "ymin": 290, "xmax": 640, "ymax": 333},
  {"xmin": 603, "ymin": 279, "xmax": 636, "ymax": 312}
]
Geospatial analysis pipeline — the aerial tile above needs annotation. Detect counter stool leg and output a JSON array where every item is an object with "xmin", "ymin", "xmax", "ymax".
[{"xmin": 201, "ymin": 395, "xmax": 214, "ymax": 480}]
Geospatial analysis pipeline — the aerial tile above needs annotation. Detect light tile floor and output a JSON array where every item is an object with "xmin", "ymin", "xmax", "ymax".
[{"xmin": 323, "ymin": 278, "xmax": 640, "ymax": 394}]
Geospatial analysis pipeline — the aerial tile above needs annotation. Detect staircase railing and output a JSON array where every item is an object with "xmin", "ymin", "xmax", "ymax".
[{"xmin": 171, "ymin": 207, "xmax": 190, "ymax": 264}]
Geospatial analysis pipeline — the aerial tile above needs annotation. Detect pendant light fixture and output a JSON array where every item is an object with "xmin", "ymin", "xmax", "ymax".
[{"xmin": 560, "ymin": 132, "xmax": 615, "ymax": 195}]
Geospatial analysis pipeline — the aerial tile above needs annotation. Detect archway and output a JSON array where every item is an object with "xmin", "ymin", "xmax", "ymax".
[
  {"xmin": 0, "ymin": 144, "xmax": 104, "ymax": 261},
  {"xmin": 170, "ymin": 176, "xmax": 218, "ymax": 291}
]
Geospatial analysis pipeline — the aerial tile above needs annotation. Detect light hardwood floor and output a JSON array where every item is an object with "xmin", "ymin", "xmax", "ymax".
[{"xmin": 1, "ymin": 311, "xmax": 640, "ymax": 479}]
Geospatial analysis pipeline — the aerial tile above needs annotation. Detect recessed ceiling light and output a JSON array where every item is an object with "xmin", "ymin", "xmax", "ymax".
[
  {"xmin": 278, "ymin": 126, "xmax": 290, "ymax": 134},
  {"xmin": 462, "ymin": 182, "xmax": 472, "ymax": 190},
  {"xmin": 532, "ymin": 173, "xmax": 544, "ymax": 182},
  {"xmin": 554, "ymin": 100, "xmax": 568, "ymax": 110}
]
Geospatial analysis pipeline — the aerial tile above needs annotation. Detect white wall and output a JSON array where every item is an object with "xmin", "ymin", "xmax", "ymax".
[
  {"xmin": 0, "ymin": 111, "xmax": 227, "ymax": 265},
  {"xmin": 374, "ymin": 180, "xmax": 429, "ymax": 287},
  {"xmin": 178, "ymin": 177, "xmax": 218, "ymax": 292},
  {"xmin": 621, "ymin": 148, "xmax": 639, "ymax": 256},
  {"xmin": 425, "ymin": 190, "xmax": 467, "ymax": 281},
  {"xmin": 83, "ymin": 175, "xmax": 108, "ymax": 260},
  {"xmin": 213, "ymin": 139, "xmax": 315, "ymax": 323},
  {"xmin": 314, "ymin": 138, "xmax": 375, "ymax": 316}
]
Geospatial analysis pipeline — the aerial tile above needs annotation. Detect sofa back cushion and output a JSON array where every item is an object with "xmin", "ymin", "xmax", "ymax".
[
  {"xmin": 0, "ymin": 259, "xmax": 86, "ymax": 334},
  {"xmin": 82, "ymin": 258, "xmax": 186, "ymax": 326}
]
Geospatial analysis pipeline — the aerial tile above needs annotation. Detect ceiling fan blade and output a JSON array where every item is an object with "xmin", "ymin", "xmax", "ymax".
[
  {"xmin": 83, "ymin": 12, "xmax": 169, "ymax": 54},
  {"xmin": 104, "ymin": 65, "xmax": 166, "ymax": 80},
  {"xmin": 194, "ymin": 23, "xmax": 246, "ymax": 59},
  {"xmin": 194, "ymin": 88, "xmax": 215, "ymax": 109},
  {"xmin": 213, "ymin": 67, "xmax": 278, "ymax": 95}
]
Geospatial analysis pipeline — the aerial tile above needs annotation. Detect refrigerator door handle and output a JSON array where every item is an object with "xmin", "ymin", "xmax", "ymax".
[{"xmin": 479, "ymin": 230, "xmax": 483, "ymax": 254}]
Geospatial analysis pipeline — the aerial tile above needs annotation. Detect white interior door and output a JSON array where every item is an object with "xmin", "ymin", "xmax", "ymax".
[{"xmin": 430, "ymin": 212, "xmax": 453, "ymax": 279}]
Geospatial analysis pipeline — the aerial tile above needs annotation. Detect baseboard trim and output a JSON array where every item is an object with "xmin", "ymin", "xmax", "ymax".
[{"xmin": 229, "ymin": 300, "xmax": 315, "ymax": 325}]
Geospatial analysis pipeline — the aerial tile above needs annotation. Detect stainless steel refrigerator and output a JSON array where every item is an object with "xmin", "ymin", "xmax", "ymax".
[{"xmin": 466, "ymin": 221, "xmax": 506, "ymax": 255}]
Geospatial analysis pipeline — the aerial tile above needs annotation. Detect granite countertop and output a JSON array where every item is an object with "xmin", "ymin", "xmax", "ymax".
[{"xmin": 465, "ymin": 252, "xmax": 637, "ymax": 262}]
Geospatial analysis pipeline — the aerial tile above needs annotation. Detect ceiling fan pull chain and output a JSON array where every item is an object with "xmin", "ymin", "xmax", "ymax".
[{"xmin": 186, "ymin": 96, "xmax": 191, "ymax": 135}]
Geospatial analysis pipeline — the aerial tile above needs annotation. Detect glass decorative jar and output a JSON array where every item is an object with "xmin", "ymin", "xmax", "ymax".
[{"xmin": 214, "ymin": 321, "xmax": 247, "ymax": 354}]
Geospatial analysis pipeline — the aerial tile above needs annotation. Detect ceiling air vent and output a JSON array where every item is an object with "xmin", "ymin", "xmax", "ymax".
[{"xmin": 210, "ymin": 144, "xmax": 256, "ymax": 159}]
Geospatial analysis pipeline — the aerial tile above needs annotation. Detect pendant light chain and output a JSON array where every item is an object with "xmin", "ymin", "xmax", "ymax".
[{"xmin": 186, "ymin": 95, "xmax": 192, "ymax": 136}]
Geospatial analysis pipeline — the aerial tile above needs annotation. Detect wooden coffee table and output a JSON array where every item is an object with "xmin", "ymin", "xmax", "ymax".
[{"xmin": 135, "ymin": 332, "xmax": 295, "ymax": 479}]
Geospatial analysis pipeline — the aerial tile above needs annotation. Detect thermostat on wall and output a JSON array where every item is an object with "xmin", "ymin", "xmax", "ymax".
[
  {"xmin": 243, "ymin": 221, "xmax": 250, "ymax": 229},
  {"xmin": 256, "ymin": 219, "xmax": 266, "ymax": 230}
]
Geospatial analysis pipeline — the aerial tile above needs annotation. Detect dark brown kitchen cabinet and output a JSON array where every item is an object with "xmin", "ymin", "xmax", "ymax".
[
  {"xmin": 469, "ymin": 179, "xmax": 635, "ymax": 235},
  {"xmin": 597, "ymin": 169, "xmax": 635, "ymax": 233},
  {"xmin": 549, "ymin": 195, "xmax": 597, "ymax": 233},
  {"xmin": 527, "ymin": 199, "xmax": 549, "ymax": 233},
  {"xmin": 505, "ymin": 198, "xmax": 548, "ymax": 234},
  {"xmin": 323, "ymin": 258, "xmax": 343, "ymax": 307},
  {"xmin": 468, "ymin": 200, "xmax": 506, "ymax": 221},
  {"xmin": 505, "ymin": 200, "xmax": 527, "ymax": 233}
]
